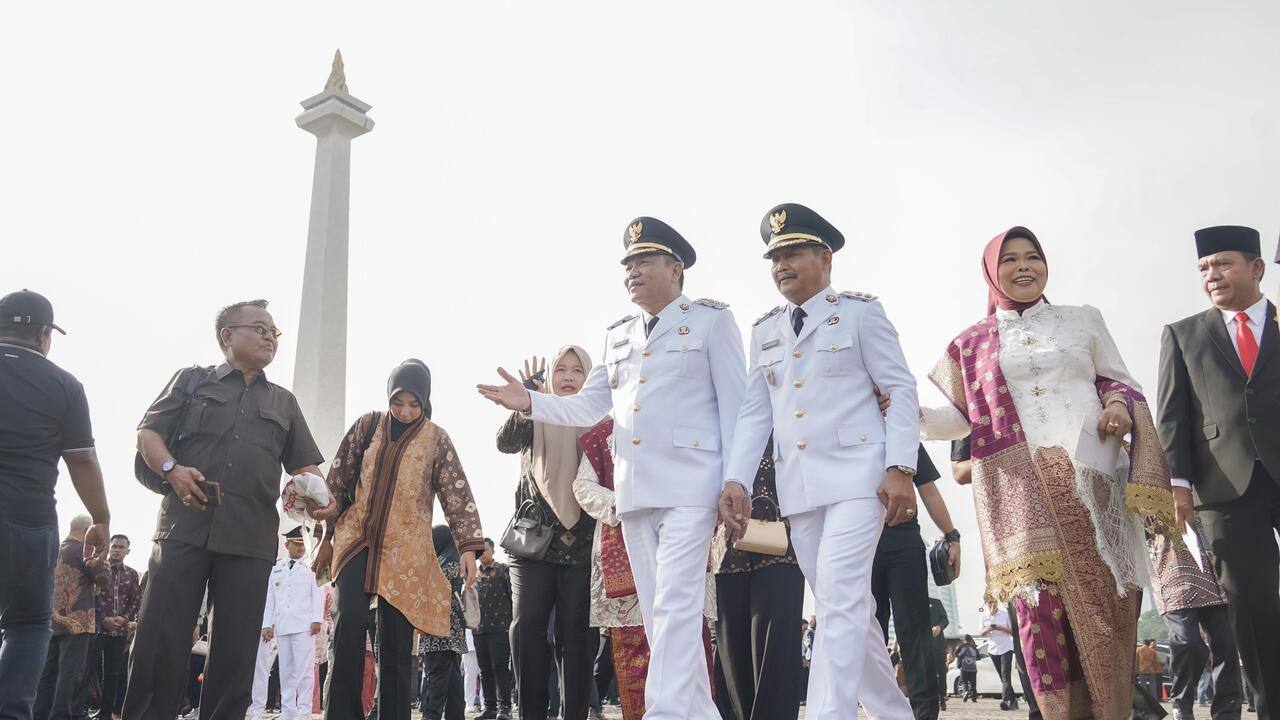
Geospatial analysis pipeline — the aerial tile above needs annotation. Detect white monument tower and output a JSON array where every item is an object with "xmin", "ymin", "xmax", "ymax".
[{"xmin": 293, "ymin": 50, "xmax": 374, "ymax": 458}]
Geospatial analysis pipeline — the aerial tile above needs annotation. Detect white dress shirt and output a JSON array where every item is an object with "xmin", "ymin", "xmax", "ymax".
[{"xmin": 978, "ymin": 606, "xmax": 1014, "ymax": 656}]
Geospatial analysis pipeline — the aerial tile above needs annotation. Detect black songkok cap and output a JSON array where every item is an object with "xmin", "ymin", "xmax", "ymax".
[
  {"xmin": 1194, "ymin": 225, "xmax": 1261, "ymax": 259},
  {"xmin": 282, "ymin": 526, "xmax": 305, "ymax": 540},
  {"xmin": 0, "ymin": 289, "xmax": 65, "ymax": 334},
  {"xmin": 620, "ymin": 217, "xmax": 696, "ymax": 269},
  {"xmin": 760, "ymin": 203, "xmax": 845, "ymax": 258}
]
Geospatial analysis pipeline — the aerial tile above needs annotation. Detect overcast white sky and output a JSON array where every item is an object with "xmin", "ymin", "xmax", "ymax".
[{"xmin": 5, "ymin": 1, "xmax": 1279, "ymax": 634}]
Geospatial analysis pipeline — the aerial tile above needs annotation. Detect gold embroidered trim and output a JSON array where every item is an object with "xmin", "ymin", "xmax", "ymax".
[
  {"xmin": 1125, "ymin": 484, "xmax": 1177, "ymax": 535},
  {"xmin": 985, "ymin": 550, "xmax": 1064, "ymax": 604}
]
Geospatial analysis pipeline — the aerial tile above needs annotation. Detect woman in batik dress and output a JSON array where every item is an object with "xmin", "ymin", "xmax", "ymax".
[{"xmin": 920, "ymin": 227, "xmax": 1176, "ymax": 720}]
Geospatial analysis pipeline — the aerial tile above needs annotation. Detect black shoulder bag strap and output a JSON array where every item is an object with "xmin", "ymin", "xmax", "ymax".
[
  {"xmin": 342, "ymin": 411, "xmax": 382, "ymax": 509},
  {"xmin": 133, "ymin": 365, "xmax": 211, "ymax": 495}
]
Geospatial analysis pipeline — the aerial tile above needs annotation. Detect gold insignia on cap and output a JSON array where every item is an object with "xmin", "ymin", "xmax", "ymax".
[
  {"xmin": 629, "ymin": 221, "xmax": 644, "ymax": 243},
  {"xmin": 677, "ymin": 326, "xmax": 690, "ymax": 335},
  {"xmin": 769, "ymin": 210, "xmax": 787, "ymax": 235}
]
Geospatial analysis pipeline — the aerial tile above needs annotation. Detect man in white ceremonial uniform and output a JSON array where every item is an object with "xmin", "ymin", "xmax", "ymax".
[
  {"xmin": 248, "ymin": 527, "xmax": 323, "ymax": 720},
  {"xmin": 720, "ymin": 203, "xmax": 919, "ymax": 719},
  {"xmin": 479, "ymin": 216, "xmax": 746, "ymax": 720}
]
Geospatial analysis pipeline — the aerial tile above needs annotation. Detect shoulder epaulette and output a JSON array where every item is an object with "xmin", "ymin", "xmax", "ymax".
[
  {"xmin": 694, "ymin": 298, "xmax": 729, "ymax": 310},
  {"xmin": 606, "ymin": 314, "xmax": 638, "ymax": 331},
  {"xmin": 753, "ymin": 305, "xmax": 784, "ymax": 326},
  {"xmin": 839, "ymin": 290, "xmax": 877, "ymax": 302}
]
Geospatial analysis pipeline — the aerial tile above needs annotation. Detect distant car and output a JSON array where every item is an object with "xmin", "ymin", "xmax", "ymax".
[{"xmin": 946, "ymin": 642, "xmax": 1027, "ymax": 699}]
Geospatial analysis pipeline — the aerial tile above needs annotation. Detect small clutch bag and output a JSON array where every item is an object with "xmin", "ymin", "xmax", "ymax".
[
  {"xmin": 929, "ymin": 536, "xmax": 957, "ymax": 586},
  {"xmin": 733, "ymin": 496, "xmax": 789, "ymax": 556}
]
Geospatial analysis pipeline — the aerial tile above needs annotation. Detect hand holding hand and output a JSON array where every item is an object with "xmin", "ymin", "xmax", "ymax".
[
  {"xmin": 261, "ymin": 627, "xmax": 274, "ymax": 642},
  {"xmin": 718, "ymin": 482, "xmax": 751, "ymax": 543},
  {"xmin": 1097, "ymin": 401, "xmax": 1132, "ymax": 441},
  {"xmin": 477, "ymin": 369, "xmax": 534, "ymax": 413},
  {"xmin": 878, "ymin": 469, "xmax": 917, "ymax": 526},
  {"xmin": 311, "ymin": 622, "xmax": 322, "ymax": 636},
  {"xmin": 168, "ymin": 465, "xmax": 209, "ymax": 510},
  {"xmin": 874, "ymin": 385, "xmax": 891, "ymax": 416}
]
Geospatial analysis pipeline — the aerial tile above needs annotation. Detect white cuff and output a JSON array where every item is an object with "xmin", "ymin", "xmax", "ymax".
[{"xmin": 1170, "ymin": 477, "xmax": 1192, "ymax": 490}]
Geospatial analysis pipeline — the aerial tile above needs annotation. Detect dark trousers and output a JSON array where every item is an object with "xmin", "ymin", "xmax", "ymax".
[
  {"xmin": 593, "ymin": 635, "xmax": 614, "ymax": 705},
  {"xmin": 327, "ymin": 549, "xmax": 415, "ymax": 720},
  {"xmin": 88, "ymin": 634, "xmax": 128, "ymax": 719},
  {"xmin": 0, "ymin": 519, "xmax": 59, "ymax": 720},
  {"xmin": 33, "ymin": 634, "xmax": 92, "ymax": 720},
  {"xmin": 122, "ymin": 540, "xmax": 271, "ymax": 720},
  {"xmin": 1198, "ymin": 464, "xmax": 1280, "ymax": 719},
  {"xmin": 1008, "ymin": 602, "xmax": 1042, "ymax": 720},
  {"xmin": 508, "ymin": 559, "xmax": 595, "ymax": 720},
  {"xmin": 715, "ymin": 563, "xmax": 805, "ymax": 720},
  {"xmin": 1165, "ymin": 605, "xmax": 1241, "ymax": 719},
  {"xmin": 871, "ymin": 529, "xmax": 939, "ymax": 720},
  {"xmin": 988, "ymin": 651, "xmax": 1015, "ymax": 704},
  {"xmin": 472, "ymin": 631, "xmax": 512, "ymax": 712},
  {"xmin": 422, "ymin": 652, "xmax": 463, "ymax": 720}
]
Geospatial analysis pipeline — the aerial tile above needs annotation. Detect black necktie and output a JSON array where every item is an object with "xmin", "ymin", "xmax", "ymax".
[
  {"xmin": 645, "ymin": 316, "xmax": 659, "ymax": 338},
  {"xmin": 288, "ymin": 560, "xmax": 295, "ymax": 569},
  {"xmin": 792, "ymin": 308, "xmax": 807, "ymax": 336}
]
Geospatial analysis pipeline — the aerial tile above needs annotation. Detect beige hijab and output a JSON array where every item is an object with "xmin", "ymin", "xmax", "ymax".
[{"xmin": 532, "ymin": 345, "xmax": 593, "ymax": 528}]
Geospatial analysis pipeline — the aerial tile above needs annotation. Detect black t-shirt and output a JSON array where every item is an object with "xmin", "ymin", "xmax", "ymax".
[
  {"xmin": 882, "ymin": 444, "xmax": 941, "ymax": 532},
  {"xmin": 0, "ymin": 342, "xmax": 94, "ymax": 522}
]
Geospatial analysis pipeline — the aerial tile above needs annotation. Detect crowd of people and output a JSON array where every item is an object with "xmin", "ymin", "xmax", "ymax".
[{"xmin": 1, "ymin": 204, "xmax": 1277, "ymax": 720}]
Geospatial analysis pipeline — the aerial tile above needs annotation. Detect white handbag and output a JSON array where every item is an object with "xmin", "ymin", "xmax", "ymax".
[
  {"xmin": 732, "ymin": 496, "xmax": 790, "ymax": 556},
  {"xmin": 191, "ymin": 635, "xmax": 210, "ymax": 657}
]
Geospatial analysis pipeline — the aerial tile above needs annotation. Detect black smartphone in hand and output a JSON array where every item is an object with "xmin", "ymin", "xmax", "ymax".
[
  {"xmin": 195, "ymin": 480, "xmax": 222, "ymax": 507},
  {"xmin": 522, "ymin": 369, "xmax": 546, "ymax": 391}
]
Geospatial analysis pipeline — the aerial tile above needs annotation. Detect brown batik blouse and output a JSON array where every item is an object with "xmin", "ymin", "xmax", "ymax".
[{"xmin": 325, "ymin": 412, "xmax": 485, "ymax": 637}]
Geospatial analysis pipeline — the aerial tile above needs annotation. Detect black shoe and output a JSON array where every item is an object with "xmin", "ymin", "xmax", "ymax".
[
  {"xmin": 939, "ymin": 698, "xmax": 947, "ymax": 711},
  {"xmin": 478, "ymin": 710, "xmax": 497, "ymax": 720}
]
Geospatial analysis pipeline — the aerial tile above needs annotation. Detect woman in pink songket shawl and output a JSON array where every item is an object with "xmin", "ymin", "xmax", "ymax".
[{"xmin": 920, "ymin": 227, "xmax": 1176, "ymax": 720}]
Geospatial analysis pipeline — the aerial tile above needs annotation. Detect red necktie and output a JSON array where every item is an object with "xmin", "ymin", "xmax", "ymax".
[{"xmin": 1235, "ymin": 312, "xmax": 1258, "ymax": 377}]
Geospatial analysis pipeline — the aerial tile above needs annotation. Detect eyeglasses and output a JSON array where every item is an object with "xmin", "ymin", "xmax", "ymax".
[{"xmin": 225, "ymin": 324, "xmax": 283, "ymax": 339}]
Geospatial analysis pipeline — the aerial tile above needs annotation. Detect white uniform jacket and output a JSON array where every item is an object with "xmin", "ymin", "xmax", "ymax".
[
  {"xmin": 725, "ymin": 288, "xmax": 920, "ymax": 517},
  {"xmin": 529, "ymin": 294, "xmax": 747, "ymax": 515},
  {"xmin": 262, "ymin": 558, "xmax": 325, "ymax": 637}
]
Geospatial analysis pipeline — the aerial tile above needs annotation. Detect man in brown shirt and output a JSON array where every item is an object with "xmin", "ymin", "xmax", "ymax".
[
  {"xmin": 32, "ymin": 514, "xmax": 109, "ymax": 720},
  {"xmin": 123, "ymin": 300, "xmax": 325, "ymax": 720}
]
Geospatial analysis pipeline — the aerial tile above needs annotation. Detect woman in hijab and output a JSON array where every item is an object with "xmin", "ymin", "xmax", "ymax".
[
  {"xmin": 419, "ymin": 525, "xmax": 468, "ymax": 720},
  {"xmin": 496, "ymin": 346, "xmax": 598, "ymax": 720},
  {"xmin": 919, "ymin": 228, "xmax": 1176, "ymax": 719},
  {"xmin": 313, "ymin": 359, "xmax": 485, "ymax": 720}
]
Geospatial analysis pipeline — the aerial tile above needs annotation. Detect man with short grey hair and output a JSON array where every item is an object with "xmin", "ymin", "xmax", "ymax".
[
  {"xmin": 32, "ymin": 515, "xmax": 110, "ymax": 720},
  {"xmin": 0, "ymin": 289, "xmax": 110, "ymax": 720},
  {"xmin": 124, "ymin": 299, "xmax": 326, "ymax": 720}
]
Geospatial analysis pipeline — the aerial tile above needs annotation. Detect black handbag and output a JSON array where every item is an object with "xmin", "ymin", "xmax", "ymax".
[
  {"xmin": 929, "ymin": 536, "xmax": 957, "ymax": 586},
  {"xmin": 133, "ymin": 365, "xmax": 211, "ymax": 495},
  {"xmin": 500, "ymin": 500, "xmax": 554, "ymax": 561}
]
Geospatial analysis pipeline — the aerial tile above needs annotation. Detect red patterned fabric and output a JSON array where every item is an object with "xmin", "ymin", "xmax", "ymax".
[
  {"xmin": 580, "ymin": 419, "xmax": 636, "ymax": 598},
  {"xmin": 609, "ymin": 622, "xmax": 716, "ymax": 719}
]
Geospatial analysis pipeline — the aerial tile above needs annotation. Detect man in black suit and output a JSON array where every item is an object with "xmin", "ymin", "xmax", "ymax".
[{"xmin": 1157, "ymin": 225, "xmax": 1280, "ymax": 718}]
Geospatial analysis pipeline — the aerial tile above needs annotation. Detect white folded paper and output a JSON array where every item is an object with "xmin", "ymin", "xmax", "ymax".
[
  {"xmin": 1074, "ymin": 411, "xmax": 1122, "ymax": 477},
  {"xmin": 281, "ymin": 471, "xmax": 330, "ymax": 523}
]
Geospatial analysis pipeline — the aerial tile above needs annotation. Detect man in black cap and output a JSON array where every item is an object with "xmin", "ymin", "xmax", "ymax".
[
  {"xmin": 0, "ymin": 289, "xmax": 110, "ymax": 720},
  {"xmin": 1157, "ymin": 225, "xmax": 1280, "ymax": 717},
  {"xmin": 125, "ymin": 299, "xmax": 325, "ymax": 720},
  {"xmin": 721, "ymin": 203, "xmax": 920, "ymax": 718},
  {"xmin": 480, "ymin": 217, "xmax": 747, "ymax": 720}
]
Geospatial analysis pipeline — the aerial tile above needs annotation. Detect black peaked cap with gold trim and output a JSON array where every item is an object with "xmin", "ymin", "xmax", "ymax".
[
  {"xmin": 760, "ymin": 203, "xmax": 845, "ymax": 258},
  {"xmin": 621, "ymin": 216, "xmax": 696, "ymax": 269}
]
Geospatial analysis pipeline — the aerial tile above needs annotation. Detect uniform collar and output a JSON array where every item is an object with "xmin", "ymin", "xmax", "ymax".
[
  {"xmin": 787, "ymin": 287, "xmax": 839, "ymax": 344},
  {"xmin": 214, "ymin": 362, "xmax": 268, "ymax": 384},
  {"xmin": 642, "ymin": 294, "xmax": 692, "ymax": 345}
]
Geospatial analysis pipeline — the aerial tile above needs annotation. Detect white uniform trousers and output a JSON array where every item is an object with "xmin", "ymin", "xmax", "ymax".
[
  {"xmin": 249, "ymin": 632, "xmax": 315, "ymax": 719},
  {"xmin": 619, "ymin": 506, "xmax": 719, "ymax": 720},
  {"xmin": 789, "ymin": 497, "xmax": 913, "ymax": 720}
]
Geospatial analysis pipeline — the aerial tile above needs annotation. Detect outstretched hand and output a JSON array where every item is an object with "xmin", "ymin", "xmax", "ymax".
[{"xmin": 477, "ymin": 369, "xmax": 534, "ymax": 413}]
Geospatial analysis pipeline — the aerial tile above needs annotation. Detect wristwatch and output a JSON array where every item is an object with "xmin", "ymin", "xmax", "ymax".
[
  {"xmin": 892, "ymin": 465, "xmax": 917, "ymax": 477},
  {"xmin": 161, "ymin": 458, "xmax": 177, "ymax": 476},
  {"xmin": 943, "ymin": 529, "xmax": 961, "ymax": 542}
]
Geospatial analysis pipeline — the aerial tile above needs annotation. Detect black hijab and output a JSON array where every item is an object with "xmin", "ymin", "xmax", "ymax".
[
  {"xmin": 387, "ymin": 359, "xmax": 431, "ymax": 441},
  {"xmin": 432, "ymin": 524, "xmax": 458, "ymax": 564}
]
